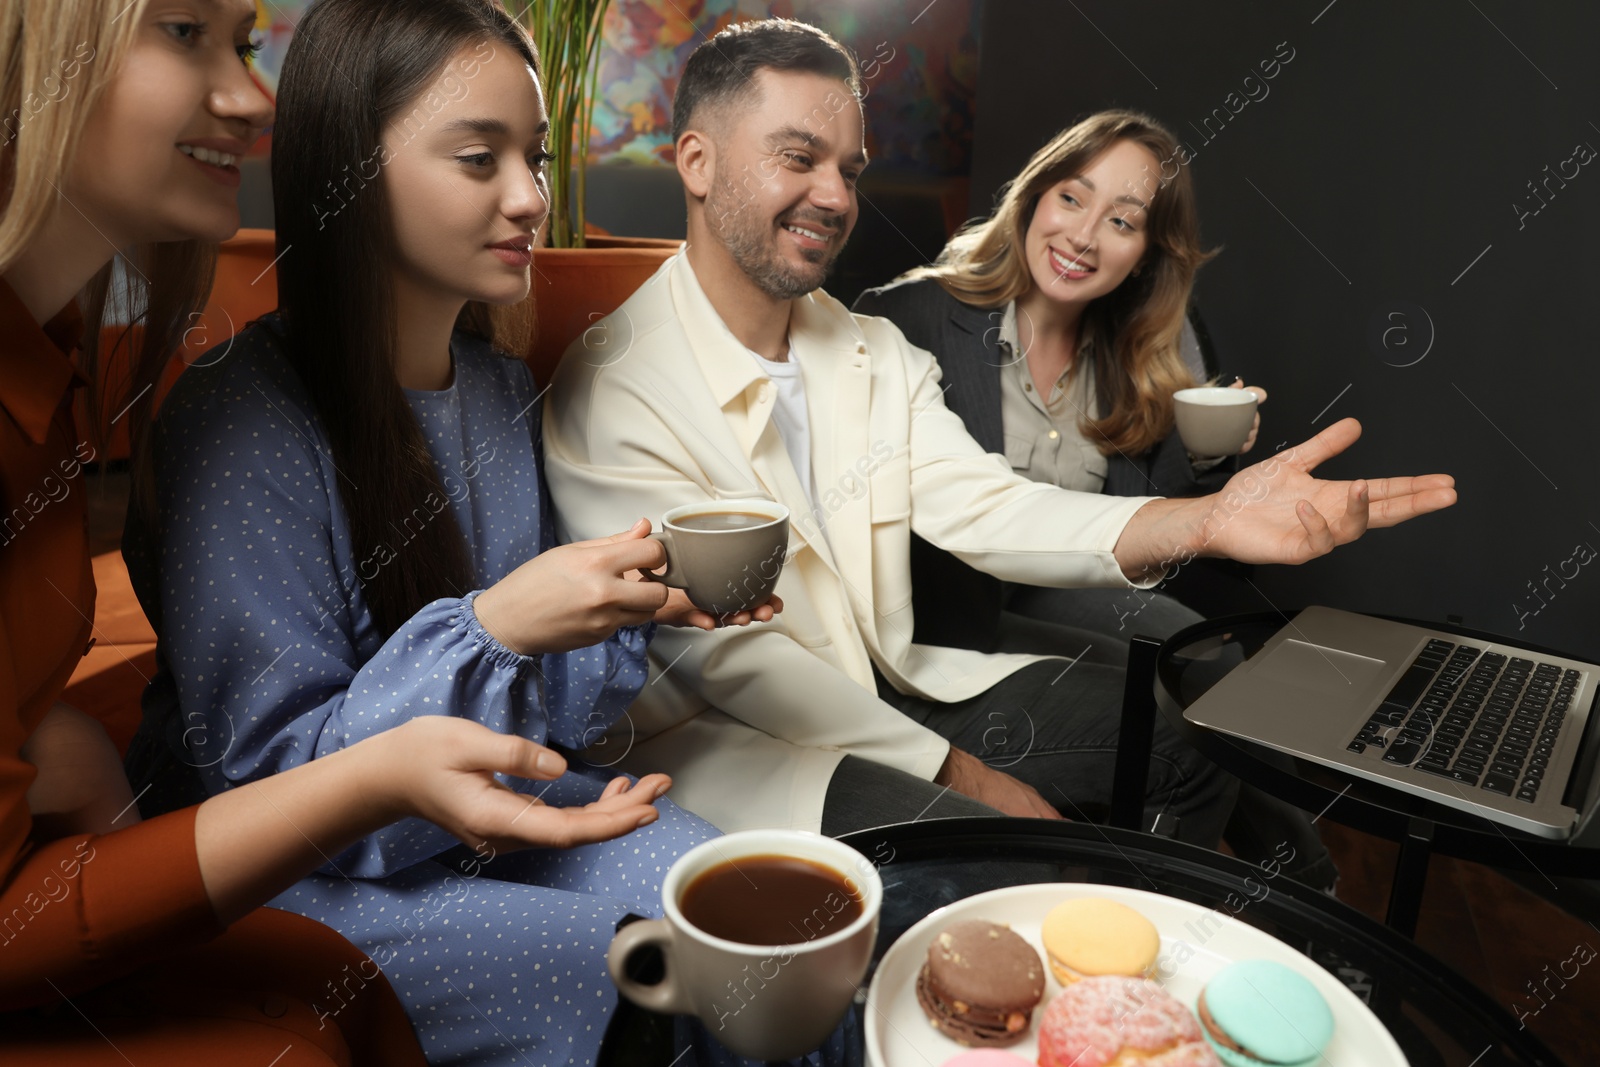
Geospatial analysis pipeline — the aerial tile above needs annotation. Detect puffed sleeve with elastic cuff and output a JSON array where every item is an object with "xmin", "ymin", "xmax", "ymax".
[{"xmin": 126, "ymin": 327, "xmax": 652, "ymax": 881}]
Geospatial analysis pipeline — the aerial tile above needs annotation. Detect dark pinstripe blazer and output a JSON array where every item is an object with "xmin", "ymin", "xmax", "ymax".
[{"xmin": 851, "ymin": 277, "xmax": 1234, "ymax": 650}]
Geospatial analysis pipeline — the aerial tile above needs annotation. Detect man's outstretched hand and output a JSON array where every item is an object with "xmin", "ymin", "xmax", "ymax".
[{"xmin": 1117, "ymin": 418, "xmax": 1457, "ymax": 577}]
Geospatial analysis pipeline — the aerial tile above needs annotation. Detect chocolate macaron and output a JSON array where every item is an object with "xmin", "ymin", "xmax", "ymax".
[{"xmin": 915, "ymin": 920, "xmax": 1047, "ymax": 1047}]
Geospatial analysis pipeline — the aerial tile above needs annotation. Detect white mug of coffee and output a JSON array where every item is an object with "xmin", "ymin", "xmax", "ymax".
[
  {"xmin": 606, "ymin": 830, "xmax": 881, "ymax": 1059},
  {"xmin": 1173, "ymin": 385, "xmax": 1259, "ymax": 457}
]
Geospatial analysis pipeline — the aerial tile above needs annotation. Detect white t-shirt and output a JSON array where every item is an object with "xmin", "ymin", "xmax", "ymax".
[{"xmin": 748, "ymin": 345, "xmax": 822, "ymax": 523}]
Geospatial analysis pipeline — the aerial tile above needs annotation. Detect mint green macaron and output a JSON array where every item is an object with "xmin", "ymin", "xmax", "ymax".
[{"xmin": 1198, "ymin": 960, "xmax": 1334, "ymax": 1067}]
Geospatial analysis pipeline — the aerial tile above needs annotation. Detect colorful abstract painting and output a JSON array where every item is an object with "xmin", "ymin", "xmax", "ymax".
[
  {"xmin": 248, "ymin": 0, "xmax": 307, "ymax": 100},
  {"xmin": 254, "ymin": 2, "xmax": 980, "ymax": 174},
  {"xmin": 590, "ymin": 0, "xmax": 982, "ymax": 174}
]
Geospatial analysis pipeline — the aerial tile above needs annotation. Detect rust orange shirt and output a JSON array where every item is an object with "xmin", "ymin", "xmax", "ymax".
[{"xmin": 0, "ymin": 279, "xmax": 218, "ymax": 1008}]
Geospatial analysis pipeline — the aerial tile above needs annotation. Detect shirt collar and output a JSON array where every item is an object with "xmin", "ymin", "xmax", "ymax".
[
  {"xmin": 1000, "ymin": 299, "xmax": 1020, "ymax": 353},
  {"xmin": 1004, "ymin": 300, "xmax": 1091, "ymax": 403},
  {"xmin": 670, "ymin": 255, "xmax": 767, "ymax": 409},
  {"xmin": 0, "ymin": 277, "xmax": 85, "ymax": 444},
  {"xmin": 671, "ymin": 254, "xmax": 863, "ymax": 410}
]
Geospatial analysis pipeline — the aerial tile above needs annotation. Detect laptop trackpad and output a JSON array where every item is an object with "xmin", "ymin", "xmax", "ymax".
[{"xmin": 1254, "ymin": 640, "xmax": 1388, "ymax": 693}]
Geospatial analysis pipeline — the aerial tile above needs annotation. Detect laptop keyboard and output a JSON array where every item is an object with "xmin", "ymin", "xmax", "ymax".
[{"xmin": 1345, "ymin": 639, "xmax": 1580, "ymax": 803}]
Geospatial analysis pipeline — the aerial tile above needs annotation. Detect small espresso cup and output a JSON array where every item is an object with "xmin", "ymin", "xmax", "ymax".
[
  {"xmin": 607, "ymin": 830, "xmax": 881, "ymax": 1060},
  {"xmin": 1173, "ymin": 386, "xmax": 1259, "ymax": 457},
  {"xmin": 645, "ymin": 499, "xmax": 789, "ymax": 615}
]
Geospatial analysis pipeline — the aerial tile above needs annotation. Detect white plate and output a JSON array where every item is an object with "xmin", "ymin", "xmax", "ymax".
[{"xmin": 864, "ymin": 883, "xmax": 1407, "ymax": 1067}]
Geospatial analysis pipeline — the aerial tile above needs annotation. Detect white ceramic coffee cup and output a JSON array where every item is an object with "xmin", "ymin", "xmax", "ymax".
[
  {"xmin": 1173, "ymin": 386, "xmax": 1259, "ymax": 457},
  {"xmin": 606, "ymin": 829, "xmax": 881, "ymax": 1059}
]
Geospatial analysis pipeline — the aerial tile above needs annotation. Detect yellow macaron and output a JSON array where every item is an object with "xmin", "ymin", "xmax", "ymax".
[{"xmin": 1039, "ymin": 898, "xmax": 1160, "ymax": 984}]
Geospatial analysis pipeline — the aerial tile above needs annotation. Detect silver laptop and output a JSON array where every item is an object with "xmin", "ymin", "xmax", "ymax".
[{"xmin": 1182, "ymin": 606, "xmax": 1600, "ymax": 841}]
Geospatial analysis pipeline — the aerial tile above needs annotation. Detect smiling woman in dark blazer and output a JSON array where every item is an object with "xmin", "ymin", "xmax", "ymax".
[
  {"xmin": 854, "ymin": 109, "xmax": 1263, "ymax": 658},
  {"xmin": 855, "ymin": 111, "xmax": 1338, "ymax": 891}
]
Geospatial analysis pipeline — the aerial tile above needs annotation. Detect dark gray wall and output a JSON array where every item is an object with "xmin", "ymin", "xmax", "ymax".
[
  {"xmin": 579, "ymin": 164, "xmax": 951, "ymax": 308},
  {"xmin": 974, "ymin": 0, "xmax": 1600, "ymax": 652}
]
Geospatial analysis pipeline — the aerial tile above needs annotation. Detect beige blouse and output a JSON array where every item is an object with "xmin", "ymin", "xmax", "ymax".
[{"xmin": 996, "ymin": 301, "xmax": 1110, "ymax": 493}]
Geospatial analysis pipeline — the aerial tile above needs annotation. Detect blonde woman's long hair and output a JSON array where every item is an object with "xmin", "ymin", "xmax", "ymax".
[
  {"xmin": 0, "ymin": 0, "xmax": 217, "ymax": 450},
  {"xmin": 905, "ymin": 110, "xmax": 1215, "ymax": 457}
]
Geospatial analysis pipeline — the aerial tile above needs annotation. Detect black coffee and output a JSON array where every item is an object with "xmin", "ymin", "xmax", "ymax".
[
  {"xmin": 674, "ymin": 511, "xmax": 772, "ymax": 532},
  {"xmin": 679, "ymin": 855, "xmax": 864, "ymax": 945}
]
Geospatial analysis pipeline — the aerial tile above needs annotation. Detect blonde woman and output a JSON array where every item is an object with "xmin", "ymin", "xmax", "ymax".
[
  {"xmin": 855, "ymin": 110, "xmax": 1265, "ymax": 651},
  {"xmin": 855, "ymin": 111, "xmax": 1336, "ymax": 889},
  {"xmin": 1, "ymin": 3, "xmax": 675, "ymax": 1060}
]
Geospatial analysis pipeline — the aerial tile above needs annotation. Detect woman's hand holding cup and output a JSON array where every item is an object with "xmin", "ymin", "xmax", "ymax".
[
  {"xmin": 1229, "ymin": 377, "xmax": 1268, "ymax": 454},
  {"xmin": 1173, "ymin": 380, "xmax": 1267, "ymax": 458},
  {"xmin": 473, "ymin": 517, "xmax": 781, "ymax": 655},
  {"xmin": 473, "ymin": 520, "xmax": 668, "ymax": 655}
]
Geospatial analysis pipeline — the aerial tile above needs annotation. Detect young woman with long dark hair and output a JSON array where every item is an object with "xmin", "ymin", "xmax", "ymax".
[{"xmin": 121, "ymin": 1, "xmax": 776, "ymax": 1062}]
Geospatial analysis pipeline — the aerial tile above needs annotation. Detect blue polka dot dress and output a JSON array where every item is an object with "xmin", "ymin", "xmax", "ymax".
[{"xmin": 124, "ymin": 315, "xmax": 720, "ymax": 1066}]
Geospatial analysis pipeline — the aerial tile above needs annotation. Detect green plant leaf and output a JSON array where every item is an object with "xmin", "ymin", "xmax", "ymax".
[{"xmin": 514, "ymin": 0, "xmax": 616, "ymax": 248}]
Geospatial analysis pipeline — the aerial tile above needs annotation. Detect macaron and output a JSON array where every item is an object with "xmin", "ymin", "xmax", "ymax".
[
  {"xmin": 1197, "ymin": 960, "xmax": 1335, "ymax": 1067},
  {"xmin": 1040, "ymin": 898, "xmax": 1161, "ymax": 983},
  {"xmin": 1036, "ymin": 975, "xmax": 1220, "ymax": 1067},
  {"xmin": 940, "ymin": 1052, "xmax": 1034, "ymax": 1067},
  {"xmin": 915, "ymin": 920, "xmax": 1047, "ymax": 1047}
]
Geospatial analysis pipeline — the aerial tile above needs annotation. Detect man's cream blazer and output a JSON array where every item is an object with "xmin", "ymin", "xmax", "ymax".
[{"xmin": 543, "ymin": 253, "xmax": 1156, "ymax": 832}]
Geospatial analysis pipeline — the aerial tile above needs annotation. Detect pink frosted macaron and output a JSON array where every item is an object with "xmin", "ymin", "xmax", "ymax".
[
  {"xmin": 1036, "ymin": 976, "xmax": 1220, "ymax": 1067},
  {"xmin": 940, "ymin": 1052, "xmax": 1034, "ymax": 1067}
]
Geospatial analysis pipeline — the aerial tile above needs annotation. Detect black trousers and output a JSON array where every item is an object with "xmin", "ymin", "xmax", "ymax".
[
  {"xmin": 998, "ymin": 585, "xmax": 1339, "ymax": 890},
  {"xmin": 819, "ymin": 653, "xmax": 1237, "ymax": 849}
]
